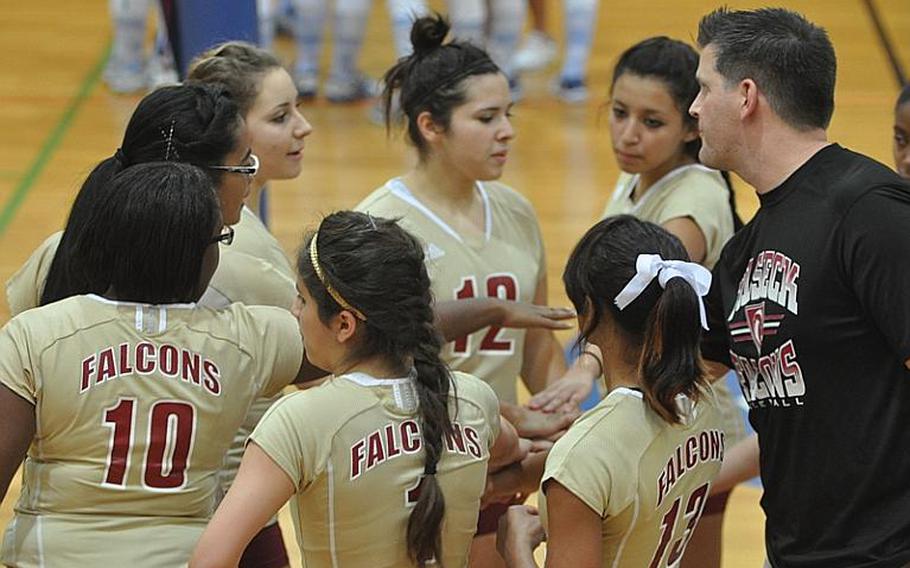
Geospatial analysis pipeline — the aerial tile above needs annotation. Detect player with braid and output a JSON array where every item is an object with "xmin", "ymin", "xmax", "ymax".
[{"xmin": 190, "ymin": 210, "xmax": 523, "ymax": 568}]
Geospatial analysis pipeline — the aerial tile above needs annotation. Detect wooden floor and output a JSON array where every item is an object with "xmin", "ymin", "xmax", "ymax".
[{"xmin": 1, "ymin": 1, "xmax": 907, "ymax": 566}]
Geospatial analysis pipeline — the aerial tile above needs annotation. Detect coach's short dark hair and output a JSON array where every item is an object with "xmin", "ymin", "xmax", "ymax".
[{"xmin": 698, "ymin": 7, "xmax": 836, "ymax": 130}]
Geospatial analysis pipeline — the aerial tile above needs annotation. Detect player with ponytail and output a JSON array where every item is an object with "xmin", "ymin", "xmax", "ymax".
[{"xmin": 498, "ymin": 216, "xmax": 725, "ymax": 567}]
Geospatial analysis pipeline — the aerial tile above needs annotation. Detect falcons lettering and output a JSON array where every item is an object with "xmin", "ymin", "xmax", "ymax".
[
  {"xmin": 730, "ymin": 340, "xmax": 806, "ymax": 407},
  {"xmin": 350, "ymin": 421, "xmax": 483, "ymax": 480}
]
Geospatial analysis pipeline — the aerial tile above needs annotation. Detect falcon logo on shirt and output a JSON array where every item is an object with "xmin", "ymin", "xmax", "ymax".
[
  {"xmin": 727, "ymin": 251, "xmax": 806, "ymax": 409},
  {"xmin": 728, "ymin": 302, "xmax": 785, "ymax": 354}
]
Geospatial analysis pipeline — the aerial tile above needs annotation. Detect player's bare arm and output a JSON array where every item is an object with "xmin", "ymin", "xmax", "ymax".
[
  {"xmin": 497, "ymin": 482, "xmax": 603, "ymax": 568},
  {"xmin": 489, "ymin": 417, "xmax": 528, "ymax": 471},
  {"xmin": 662, "ymin": 217, "xmax": 708, "ymax": 266},
  {"xmin": 520, "ymin": 273, "xmax": 570, "ymax": 394},
  {"xmin": 433, "ymin": 298, "xmax": 574, "ymax": 342},
  {"xmin": 0, "ymin": 385, "xmax": 35, "ymax": 503},
  {"xmin": 483, "ymin": 450, "xmax": 548, "ymax": 508},
  {"xmin": 527, "ymin": 344, "xmax": 603, "ymax": 413},
  {"xmin": 710, "ymin": 434, "xmax": 759, "ymax": 495},
  {"xmin": 499, "ymin": 401, "xmax": 578, "ymax": 440},
  {"xmin": 190, "ymin": 442, "xmax": 295, "ymax": 568}
]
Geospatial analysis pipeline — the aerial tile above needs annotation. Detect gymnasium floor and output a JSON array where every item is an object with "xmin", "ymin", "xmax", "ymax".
[{"xmin": 0, "ymin": 1, "xmax": 907, "ymax": 566}]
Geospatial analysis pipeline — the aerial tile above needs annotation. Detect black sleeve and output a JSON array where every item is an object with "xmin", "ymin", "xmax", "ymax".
[
  {"xmin": 700, "ymin": 266, "xmax": 732, "ymax": 367},
  {"xmin": 840, "ymin": 185, "xmax": 910, "ymax": 362}
]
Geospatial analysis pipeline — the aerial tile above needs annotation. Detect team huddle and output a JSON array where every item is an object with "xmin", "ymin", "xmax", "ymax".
[{"xmin": 2, "ymin": 6, "xmax": 910, "ymax": 568}]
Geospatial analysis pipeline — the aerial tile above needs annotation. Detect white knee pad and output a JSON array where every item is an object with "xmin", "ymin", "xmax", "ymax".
[{"xmin": 447, "ymin": 0, "xmax": 486, "ymax": 46}]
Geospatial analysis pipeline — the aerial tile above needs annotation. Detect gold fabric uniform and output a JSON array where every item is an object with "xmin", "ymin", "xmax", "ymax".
[
  {"xmin": 602, "ymin": 165, "xmax": 733, "ymax": 270},
  {"xmin": 541, "ymin": 387, "xmax": 725, "ymax": 568},
  {"xmin": 5, "ymin": 232, "xmax": 61, "ymax": 317},
  {"xmin": 198, "ymin": 206, "xmax": 297, "ymax": 498},
  {"xmin": 356, "ymin": 179, "xmax": 545, "ymax": 403},
  {"xmin": 250, "ymin": 370, "xmax": 500, "ymax": 567},
  {"xmin": 603, "ymin": 165, "xmax": 746, "ymax": 448},
  {"xmin": 0, "ymin": 295, "xmax": 302, "ymax": 567}
]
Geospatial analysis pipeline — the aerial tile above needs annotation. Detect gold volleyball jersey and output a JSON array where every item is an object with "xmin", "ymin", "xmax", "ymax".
[
  {"xmin": 250, "ymin": 370, "xmax": 501, "ymax": 568},
  {"xmin": 198, "ymin": 206, "xmax": 297, "ymax": 498},
  {"xmin": 602, "ymin": 165, "xmax": 733, "ymax": 270},
  {"xmin": 5, "ymin": 232, "xmax": 62, "ymax": 317},
  {"xmin": 0, "ymin": 295, "xmax": 302, "ymax": 567},
  {"xmin": 602, "ymin": 166, "xmax": 746, "ymax": 448},
  {"xmin": 222, "ymin": 206, "xmax": 296, "ymax": 285},
  {"xmin": 356, "ymin": 179, "xmax": 545, "ymax": 403},
  {"xmin": 541, "ymin": 387, "xmax": 725, "ymax": 568}
]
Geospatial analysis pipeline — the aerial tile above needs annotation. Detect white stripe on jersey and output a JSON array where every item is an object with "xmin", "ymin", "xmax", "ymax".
[
  {"xmin": 385, "ymin": 179, "xmax": 493, "ymax": 244},
  {"xmin": 328, "ymin": 460, "xmax": 339, "ymax": 568},
  {"xmin": 36, "ymin": 515, "xmax": 45, "ymax": 568},
  {"xmin": 612, "ymin": 495, "xmax": 639, "ymax": 568}
]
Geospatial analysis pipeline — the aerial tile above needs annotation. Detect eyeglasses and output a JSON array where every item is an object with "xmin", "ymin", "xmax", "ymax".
[
  {"xmin": 208, "ymin": 153, "xmax": 259, "ymax": 179},
  {"xmin": 210, "ymin": 225, "xmax": 235, "ymax": 246}
]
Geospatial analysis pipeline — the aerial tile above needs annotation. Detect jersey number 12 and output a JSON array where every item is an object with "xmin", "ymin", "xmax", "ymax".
[
  {"xmin": 452, "ymin": 274, "xmax": 519, "ymax": 355},
  {"xmin": 102, "ymin": 398, "xmax": 196, "ymax": 490}
]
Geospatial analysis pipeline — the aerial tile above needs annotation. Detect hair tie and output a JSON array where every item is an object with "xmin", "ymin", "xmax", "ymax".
[
  {"xmin": 613, "ymin": 254, "xmax": 712, "ymax": 330},
  {"xmin": 424, "ymin": 463, "xmax": 437, "ymax": 476},
  {"xmin": 114, "ymin": 148, "xmax": 129, "ymax": 166},
  {"xmin": 308, "ymin": 231, "xmax": 367, "ymax": 321}
]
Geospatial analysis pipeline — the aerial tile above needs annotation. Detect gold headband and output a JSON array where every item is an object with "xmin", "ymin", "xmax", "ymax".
[{"xmin": 308, "ymin": 231, "xmax": 367, "ymax": 321}]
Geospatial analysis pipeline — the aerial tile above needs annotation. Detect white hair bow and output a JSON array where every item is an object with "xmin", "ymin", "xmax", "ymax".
[{"xmin": 613, "ymin": 254, "xmax": 713, "ymax": 330}]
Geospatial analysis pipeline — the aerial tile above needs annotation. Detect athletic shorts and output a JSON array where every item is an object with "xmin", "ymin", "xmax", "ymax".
[
  {"xmin": 239, "ymin": 522, "xmax": 288, "ymax": 568},
  {"xmin": 702, "ymin": 490, "xmax": 731, "ymax": 516}
]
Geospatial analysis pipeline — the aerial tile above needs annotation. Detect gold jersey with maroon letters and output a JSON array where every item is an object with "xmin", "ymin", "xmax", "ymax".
[
  {"xmin": 5, "ymin": 231, "xmax": 61, "ymax": 317},
  {"xmin": 0, "ymin": 294, "xmax": 302, "ymax": 567},
  {"xmin": 198, "ymin": 206, "xmax": 298, "ymax": 499},
  {"xmin": 541, "ymin": 386, "xmax": 724, "ymax": 568},
  {"xmin": 356, "ymin": 179, "xmax": 545, "ymax": 403},
  {"xmin": 250, "ymin": 370, "xmax": 500, "ymax": 567}
]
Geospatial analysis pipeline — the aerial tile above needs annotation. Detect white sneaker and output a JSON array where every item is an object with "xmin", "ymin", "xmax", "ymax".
[
  {"xmin": 554, "ymin": 78, "xmax": 589, "ymax": 104},
  {"xmin": 324, "ymin": 73, "xmax": 379, "ymax": 103},
  {"xmin": 513, "ymin": 31, "xmax": 557, "ymax": 73},
  {"xmin": 146, "ymin": 53, "xmax": 179, "ymax": 91},
  {"xmin": 296, "ymin": 73, "xmax": 319, "ymax": 100},
  {"xmin": 103, "ymin": 57, "xmax": 146, "ymax": 94}
]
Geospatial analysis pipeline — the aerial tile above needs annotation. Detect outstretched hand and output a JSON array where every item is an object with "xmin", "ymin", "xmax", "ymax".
[
  {"xmin": 510, "ymin": 406, "xmax": 580, "ymax": 441},
  {"xmin": 527, "ymin": 376, "xmax": 594, "ymax": 414},
  {"xmin": 498, "ymin": 301, "xmax": 576, "ymax": 331}
]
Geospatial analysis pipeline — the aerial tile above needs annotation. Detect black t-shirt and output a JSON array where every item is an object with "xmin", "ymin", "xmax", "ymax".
[{"xmin": 703, "ymin": 145, "xmax": 910, "ymax": 567}]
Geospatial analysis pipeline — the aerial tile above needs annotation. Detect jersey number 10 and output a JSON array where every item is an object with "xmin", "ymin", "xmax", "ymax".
[
  {"xmin": 102, "ymin": 398, "xmax": 196, "ymax": 490},
  {"xmin": 452, "ymin": 274, "xmax": 519, "ymax": 355}
]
